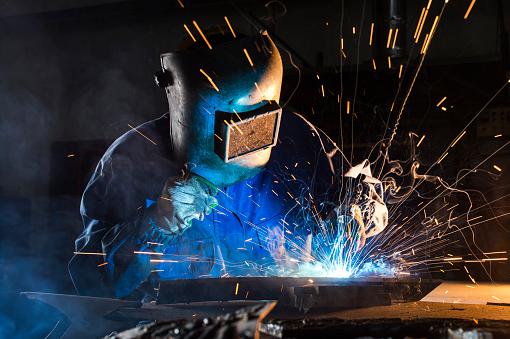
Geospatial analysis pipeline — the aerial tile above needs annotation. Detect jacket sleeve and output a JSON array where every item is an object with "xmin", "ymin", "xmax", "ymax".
[{"xmin": 69, "ymin": 135, "xmax": 178, "ymax": 299}]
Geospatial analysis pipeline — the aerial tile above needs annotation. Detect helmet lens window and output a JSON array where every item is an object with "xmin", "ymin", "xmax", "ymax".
[{"xmin": 214, "ymin": 101, "xmax": 282, "ymax": 162}]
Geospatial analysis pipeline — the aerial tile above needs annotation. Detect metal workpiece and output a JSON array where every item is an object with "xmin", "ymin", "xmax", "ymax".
[
  {"xmin": 21, "ymin": 277, "xmax": 440, "ymax": 337},
  {"xmin": 155, "ymin": 276, "xmax": 440, "ymax": 307}
]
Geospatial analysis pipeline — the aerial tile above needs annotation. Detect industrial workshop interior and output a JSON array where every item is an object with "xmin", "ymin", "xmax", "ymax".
[{"xmin": 1, "ymin": 0, "xmax": 510, "ymax": 338}]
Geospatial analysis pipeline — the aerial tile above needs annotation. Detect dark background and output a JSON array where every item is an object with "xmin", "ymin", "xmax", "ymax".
[{"xmin": 0, "ymin": 0, "xmax": 509, "ymax": 337}]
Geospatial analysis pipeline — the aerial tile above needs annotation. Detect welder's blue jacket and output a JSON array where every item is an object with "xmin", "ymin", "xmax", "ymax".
[{"xmin": 69, "ymin": 112, "xmax": 334, "ymax": 299}]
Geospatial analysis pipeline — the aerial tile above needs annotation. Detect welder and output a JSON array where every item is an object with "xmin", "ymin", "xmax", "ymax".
[{"xmin": 68, "ymin": 30, "xmax": 337, "ymax": 299}]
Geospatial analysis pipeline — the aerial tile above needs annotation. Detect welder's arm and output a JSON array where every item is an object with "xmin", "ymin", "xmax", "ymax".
[
  {"xmin": 71, "ymin": 199, "xmax": 182, "ymax": 299},
  {"xmin": 71, "ymin": 150, "xmax": 218, "ymax": 299},
  {"xmin": 98, "ymin": 175, "xmax": 218, "ymax": 298}
]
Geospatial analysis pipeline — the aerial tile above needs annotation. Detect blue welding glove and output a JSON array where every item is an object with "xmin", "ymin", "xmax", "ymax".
[{"xmin": 153, "ymin": 175, "xmax": 218, "ymax": 236}]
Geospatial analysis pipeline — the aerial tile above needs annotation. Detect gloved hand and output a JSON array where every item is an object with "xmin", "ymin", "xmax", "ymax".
[{"xmin": 153, "ymin": 175, "xmax": 218, "ymax": 236}]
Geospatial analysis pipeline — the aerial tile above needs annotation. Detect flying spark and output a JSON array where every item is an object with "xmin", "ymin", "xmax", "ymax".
[
  {"xmin": 493, "ymin": 165, "xmax": 502, "ymax": 172},
  {"xmin": 243, "ymin": 48, "xmax": 254, "ymax": 67},
  {"xmin": 369, "ymin": 22, "xmax": 374, "ymax": 46},
  {"xmin": 436, "ymin": 96, "xmax": 447, "ymax": 106},
  {"xmin": 464, "ymin": 0, "xmax": 477, "ymax": 20},
  {"xmin": 192, "ymin": 20, "xmax": 212, "ymax": 49},
  {"xmin": 386, "ymin": 28, "xmax": 393, "ymax": 48},
  {"xmin": 224, "ymin": 16, "xmax": 236, "ymax": 38},
  {"xmin": 183, "ymin": 24, "xmax": 196, "ymax": 42},
  {"xmin": 199, "ymin": 69, "xmax": 220, "ymax": 92},
  {"xmin": 127, "ymin": 124, "xmax": 158, "ymax": 146}
]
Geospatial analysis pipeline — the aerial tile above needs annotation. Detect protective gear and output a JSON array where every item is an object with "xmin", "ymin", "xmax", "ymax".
[
  {"xmin": 70, "ymin": 32, "xmax": 334, "ymax": 299},
  {"xmin": 214, "ymin": 100, "xmax": 282, "ymax": 162},
  {"xmin": 159, "ymin": 31, "xmax": 283, "ymax": 187},
  {"xmin": 156, "ymin": 175, "xmax": 218, "ymax": 234}
]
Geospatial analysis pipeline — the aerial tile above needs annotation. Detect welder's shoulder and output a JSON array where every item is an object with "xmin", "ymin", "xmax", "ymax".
[
  {"xmin": 105, "ymin": 113, "xmax": 171, "ymax": 160},
  {"xmin": 86, "ymin": 113, "xmax": 173, "ymax": 193},
  {"xmin": 81, "ymin": 113, "xmax": 173, "ymax": 220}
]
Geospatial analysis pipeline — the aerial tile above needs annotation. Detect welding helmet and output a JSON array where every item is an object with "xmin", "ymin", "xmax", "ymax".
[{"xmin": 157, "ymin": 30, "xmax": 283, "ymax": 187}]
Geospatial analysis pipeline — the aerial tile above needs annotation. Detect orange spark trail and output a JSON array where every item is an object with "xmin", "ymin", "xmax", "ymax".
[
  {"xmin": 192, "ymin": 20, "xmax": 212, "ymax": 49},
  {"xmin": 224, "ymin": 16, "xmax": 236, "ymax": 38},
  {"xmin": 369, "ymin": 22, "xmax": 374, "ymax": 46},
  {"xmin": 243, "ymin": 48, "xmax": 254, "ymax": 67},
  {"xmin": 199, "ymin": 69, "xmax": 220, "ymax": 92},
  {"xmin": 464, "ymin": 0, "xmax": 477, "ymax": 20},
  {"xmin": 183, "ymin": 24, "xmax": 196, "ymax": 42},
  {"xmin": 128, "ymin": 124, "xmax": 158, "ymax": 146}
]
